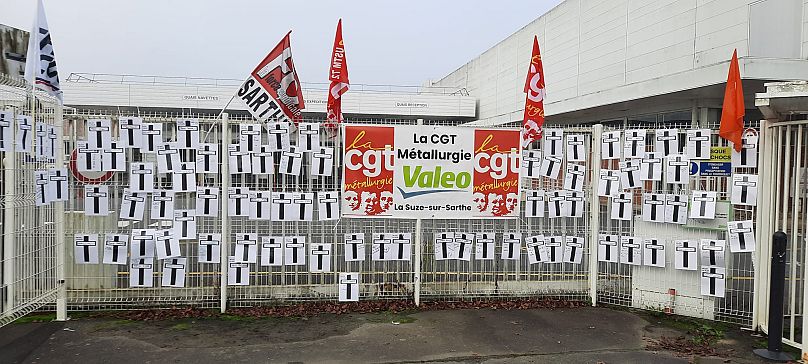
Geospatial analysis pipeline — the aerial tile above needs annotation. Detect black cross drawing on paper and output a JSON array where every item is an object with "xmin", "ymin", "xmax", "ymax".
[
  {"xmin": 626, "ymin": 130, "xmax": 643, "ymax": 157},
  {"xmin": 165, "ymin": 259, "xmax": 185, "ymax": 286},
  {"xmin": 154, "ymin": 191, "xmax": 173, "ymax": 218},
  {"xmin": 107, "ymin": 143, "xmax": 124, "ymax": 170},
  {"xmin": 18, "ymin": 116, "xmax": 31, "ymax": 150},
  {"xmin": 198, "ymin": 144, "xmax": 216, "ymax": 172},
  {"xmin": 693, "ymin": 193, "xmax": 715, "ymax": 217},
  {"xmin": 35, "ymin": 172, "xmax": 49, "ymax": 204},
  {"xmin": 88, "ymin": 120, "xmax": 109, "ymax": 149},
  {"xmin": 269, "ymin": 123, "xmax": 288, "ymax": 150},
  {"xmin": 198, "ymin": 188, "xmax": 217, "ymax": 216},
  {"xmin": 523, "ymin": 151, "xmax": 540, "ymax": 177},
  {"xmin": 621, "ymin": 161, "xmax": 640, "ymax": 187},
  {"xmin": 47, "ymin": 126, "xmax": 57, "ymax": 158},
  {"xmin": 159, "ymin": 144, "xmax": 178, "ymax": 172},
  {"xmin": 394, "ymin": 234, "xmax": 408, "ymax": 260},
  {"xmin": 294, "ymin": 194, "xmax": 313, "ymax": 221},
  {"xmin": 503, "ymin": 234, "xmax": 520, "ymax": 259},
  {"xmin": 311, "ymin": 245, "xmax": 330, "ymax": 271},
  {"xmin": 456, "ymin": 235, "xmax": 471, "ymax": 260},
  {"xmin": 177, "ymin": 119, "xmax": 198, "ymax": 148},
  {"xmin": 668, "ymin": 155, "xmax": 688, "ymax": 183},
  {"xmin": 645, "ymin": 240, "xmax": 664, "ymax": 266},
  {"xmin": 657, "ymin": 129, "xmax": 676, "ymax": 155},
  {"xmin": 602, "ymin": 132, "xmax": 619, "ymax": 158},
  {"xmin": 645, "ymin": 194, "xmax": 664, "ymax": 221},
  {"xmin": 133, "ymin": 260, "xmax": 152, "ymax": 286},
  {"xmin": 373, "ymin": 236, "xmax": 391, "ymax": 260},
  {"xmin": 676, "ymin": 241, "xmax": 696, "ymax": 268},
  {"xmin": 567, "ymin": 136, "xmax": 583, "ymax": 160},
  {"xmin": 549, "ymin": 191, "xmax": 565, "ymax": 217},
  {"xmin": 667, "ymin": 195, "xmax": 687, "ymax": 223},
  {"xmin": 300, "ymin": 124, "xmax": 318, "ymax": 151},
  {"xmin": 78, "ymin": 144, "xmax": 98, "ymax": 171},
  {"xmin": 527, "ymin": 238, "xmax": 543, "ymax": 262},
  {"xmin": 176, "ymin": 164, "xmax": 195, "ymax": 191},
  {"xmin": 231, "ymin": 262, "xmax": 247, "ymax": 284},
  {"xmin": 702, "ymin": 240, "xmax": 723, "ymax": 266},
  {"xmin": 566, "ymin": 237, "xmax": 582, "ymax": 263},
  {"xmin": 546, "ymin": 237, "xmax": 562, "ymax": 262},
  {"xmin": 263, "ymin": 239, "xmax": 282, "ymax": 265},
  {"xmin": 436, "ymin": 233, "xmax": 453, "ymax": 260},
  {"xmin": 106, "ymin": 235, "xmax": 126, "ymax": 263},
  {"xmin": 541, "ymin": 156, "xmax": 561, "ymax": 177},
  {"xmin": 251, "ymin": 192, "xmax": 270, "ymax": 219},
  {"xmin": 86, "ymin": 186, "xmax": 107, "ymax": 214},
  {"xmin": 600, "ymin": 236, "xmax": 617, "ymax": 262},
  {"xmin": 730, "ymin": 222, "xmax": 752, "ymax": 251},
  {"xmin": 702, "ymin": 267, "xmax": 724, "ymax": 295},
  {"xmin": 566, "ymin": 192, "xmax": 583, "ymax": 217},
  {"xmin": 601, "ymin": 171, "xmax": 618, "ymax": 195},
  {"xmin": 340, "ymin": 274, "xmax": 358, "ymax": 301},
  {"xmin": 566, "ymin": 165, "xmax": 584, "ymax": 190},
  {"xmin": 314, "ymin": 148, "xmax": 333, "ymax": 175},
  {"xmin": 642, "ymin": 154, "xmax": 661, "ymax": 180},
  {"xmin": 132, "ymin": 164, "xmax": 153, "ymax": 191},
  {"xmin": 124, "ymin": 193, "xmax": 145, "ymax": 219},
  {"xmin": 0, "ymin": 115, "xmax": 10, "ymax": 150},
  {"xmin": 545, "ymin": 130, "xmax": 562, "ymax": 156},
  {"xmin": 734, "ymin": 175, "xmax": 756, "ymax": 204},
  {"xmin": 274, "ymin": 193, "xmax": 291, "ymax": 220},
  {"xmin": 283, "ymin": 149, "xmax": 302, "ymax": 174},
  {"xmin": 346, "ymin": 234, "xmax": 364, "ymax": 260},
  {"xmin": 240, "ymin": 124, "xmax": 260, "ymax": 152},
  {"xmin": 254, "ymin": 148, "xmax": 272, "ymax": 174},
  {"xmin": 174, "ymin": 211, "xmax": 194, "ymax": 238},
  {"xmin": 613, "ymin": 193, "xmax": 631, "ymax": 220},
  {"xmin": 689, "ymin": 130, "xmax": 710, "ymax": 158},
  {"xmin": 526, "ymin": 191, "xmax": 544, "ymax": 217},
  {"xmin": 49, "ymin": 170, "xmax": 67, "ymax": 200},
  {"xmin": 132, "ymin": 230, "xmax": 154, "ymax": 257},
  {"xmin": 623, "ymin": 239, "xmax": 640, "ymax": 264},
  {"xmin": 477, "ymin": 236, "xmax": 495, "ymax": 259},
  {"xmin": 287, "ymin": 237, "xmax": 304, "ymax": 264},
  {"xmin": 238, "ymin": 235, "xmax": 255, "ymax": 262},
  {"xmin": 120, "ymin": 118, "xmax": 141, "ymax": 147},
  {"xmin": 229, "ymin": 188, "xmax": 248, "ymax": 216},
  {"xmin": 157, "ymin": 230, "xmax": 176, "ymax": 258},
  {"xmin": 200, "ymin": 235, "xmax": 220, "ymax": 262},
  {"xmin": 740, "ymin": 136, "xmax": 755, "ymax": 166},
  {"xmin": 36, "ymin": 124, "xmax": 46, "ymax": 157},
  {"xmin": 143, "ymin": 124, "xmax": 161, "ymax": 152},
  {"xmin": 320, "ymin": 193, "xmax": 338, "ymax": 219},
  {"xmin": 75, "ymin": 235, "xmax": 96, "ymax": 263}
]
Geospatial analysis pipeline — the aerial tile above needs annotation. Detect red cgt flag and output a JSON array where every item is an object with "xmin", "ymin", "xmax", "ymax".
[
  {"xmin": 522, "ymin": 36, "xmax": 545, "ymax": 149},
  {"xmin": 719, "ymin": 49, "xmax": 745, "ymax": 152},
  {"xmin": 325, "ymin": 19, "xmax": 350, "ymax": 136}
]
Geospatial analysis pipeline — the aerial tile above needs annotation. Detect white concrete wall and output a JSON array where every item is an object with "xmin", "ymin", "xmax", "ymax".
[
  {"xmin": 61, "ymin": 82, "xmax": 476, "ymax": 119},
  {"xmin": 433, "ymin": 0, "xmax": 807, "ymax": 123}
]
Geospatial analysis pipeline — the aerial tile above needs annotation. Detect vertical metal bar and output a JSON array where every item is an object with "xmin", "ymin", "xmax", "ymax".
[
  {"xmin": 589, "ymin": 124, "xmax": 603, "ymax": 306},
  {"xmin": 754, "ymin": 120, "xmax": 773, "ymax": 329},
  {"xmin": 783, "ymin": 126, "xmax": 796, "ymax": 342},
  {"xmin": 54, "ymin": 104, "xmax": 67, "ymax": 321},
  {"xmin": 2, "ymin": 106, "xmax": 17, "ymax": 313},
  {"xmin": 220, "ymin": 113, "xmax": 230, "ymax": 313},
  {"xmin": 414, "ymin": 218, "xmax": 421, "ymax": 306},
  {"xmin": 790, "ymin": 125, "xmax": 803, "ymax": 343}
]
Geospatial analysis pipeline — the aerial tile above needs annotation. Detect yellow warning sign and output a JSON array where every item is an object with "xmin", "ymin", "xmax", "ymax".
[{"xmin": 709, "ymin": 147, "xmax": 731, "ymax": 162}]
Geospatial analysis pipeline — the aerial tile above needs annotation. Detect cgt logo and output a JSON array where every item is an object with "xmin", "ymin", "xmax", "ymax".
[
  {"xmin": 344, "ymin": 129, "xmax": 394, "ymax": 178},
  {"xmin": 474, "ymin": 134, "xmax": 520, "ymax": 179}
]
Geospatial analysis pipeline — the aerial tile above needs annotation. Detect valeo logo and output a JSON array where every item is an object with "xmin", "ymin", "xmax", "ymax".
[{"xmin": 403, "ymin": 165, "xmax": 471, "ymax": 189}]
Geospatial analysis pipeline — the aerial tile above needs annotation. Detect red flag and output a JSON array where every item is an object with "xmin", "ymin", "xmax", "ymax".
[
  {"xmin": 325, "ymin": 19, "xmax": 350, "ymax": 136},
  {"xmin": 719, "ymin": 49, "xmax": 745, "ymax": 152},
  {"xmin": 522, "ymin": 36, "xmax": 545, "ymax": 148},
  {"xmin": 236, "ymin": 31, "xmax": 305, "ymax": 124}
]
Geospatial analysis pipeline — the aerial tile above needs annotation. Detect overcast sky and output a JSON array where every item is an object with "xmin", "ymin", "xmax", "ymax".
[{"xmin": 2, "ymin": 0, "xmax": 562, "ymax": 86}]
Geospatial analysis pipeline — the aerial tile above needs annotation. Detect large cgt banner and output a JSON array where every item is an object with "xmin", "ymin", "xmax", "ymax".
[{"xmin": 342, "ymin": 124, "xmax": 521, "ymax": 219}]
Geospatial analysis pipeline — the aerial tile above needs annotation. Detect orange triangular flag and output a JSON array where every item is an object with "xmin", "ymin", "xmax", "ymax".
[{"xmin": 719, "ymin": 50, "xmax": 745, "ymax": 152}]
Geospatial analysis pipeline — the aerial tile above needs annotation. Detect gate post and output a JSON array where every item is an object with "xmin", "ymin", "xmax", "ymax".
[
  {"xmin": 753, "ymin": 120, "xmax": 774, "ymax": 330},
  {"xmin": 2, "ymin": 110, "xmax": 16, "ymax": 314},
  {"xmin": 219, "ymin": 113, "xmax": 230, "ymax": 313},
  {"xmin": 414, "ymin": 218, "xmax": 421, "ymax": 306},
  {"xmin": 55, "ymin": 104, "xmax": 67, "ymax": 321},
  {"xmin": 588, "ymin": 124, "xmax": 603, "ymax": 307}
]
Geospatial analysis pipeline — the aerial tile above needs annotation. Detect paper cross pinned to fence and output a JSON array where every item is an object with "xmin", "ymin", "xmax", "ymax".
[
  {"xmin": 565, "ymin": 134, "xmax": 586, "ymax": 162},
  {"xmin": 130, "ymin": 162, "xmax": 155, "ymax": 192},
  {"xmin": 475, "ymin": 232, "xmax": 496, "ymax": 260},
  {"xmin": 234, "ymin": 233, "xmax": 258, "ymax": 263},
  {"xmin": 542, "ymin": 128, "xmax": 564, "ymax": 158},
  {"xmin": 196, "ymin": 187, "xmax": 220, "ymax": 217},
  {"xmin": 280, "ymin": 145, "xmax": 303, "ymax": 176},
  {"xmin": 155, "ymin": 229, "xmax": 181, "ymax": 260},
  {"xmin": 620, "ymin": 236, "xmax": 642, "ymax": 266},
  {"xmin": 309, "ymin": 243, "xmax": 333, "ymax": 273},
  {"xmin": 521, "ymin": 150, "xmax": 542, "ymax": 179},
  {"xmin": 642, "ymin": 193, "xmax": 666, "ymax": 223},
  {"xmin": 130, "ymin": 229, "xmax": 156, "ymax": 259},
  {"xmin": 689, "ymin": 191, "xmax": 717, "ymax": 220},
  {"xmin": 151, "ymin": 190, "xmax": 176, "ymax": 220},
  {"xmin": 524, "ymin": 189, "xmax": 546, "ymax": 218},
  {"xmin": 284, "ymin": 236, "xmax": 306, "ymax": 266},
  {"xmin": 344, "ymin": 233, "xmax": 366, "ymax": 262},
  {"xmin": 227, "ymin": 256, "xmax": 250, "ymax": 286},
  {"xmin": 727, "ymin": 220, "xmax": 756, "ymax": 253},
  {"xmin": 198, "ymin": 233, "xmax": 222, "ymax": 264},
  {"xmin": 74, "ymin": 234, "xmax": 99, "ymax": 264},
  {"xmin": 140, "ymin": 122, "xmax": 164, "ymax": 153},
  {"xmin": 339, "ymin": 273, "xmax": 360, "ymax": 302},
  {"xmin": 564, "ymin": 163, "xmax": 586, "ymax": 192},
  {"xmin": 130, "ymin": 258, "xmax": 155, "ymax": 288},
  {"xmin": 700, "ymin": 239, "xmax": 726, "ymax": 267},
  {"xmin": 260, "ymin": 236, "xmax": 284, "ymax": 266},
  {"xmin": 643, "ymin": 239, "xmax": 666, "ymax": 268},
  {"xmin": 623, "ymin": 129, "xmax": 646, "ymax": 159},
  {"xmin": 176, "ymin": 118, "xmax": 200, "ymax": 150},
  {"xmin": 103, "ymin": 234, "xmax": 129, "ymax": 265},
  {"xmin": 564, "ymin": 236, "xmax": 584, "ymax": 264},
  {"xmin": 601, "ymin": 130, "xmax": 622, "ymax": 160},
  {"xmin": 84, "ymin": 185, "xmax": 110, "ymax": 216},
  {"xmin": 701, "ymin": 266, "xmax": 726, "ymax": 298},
  {"xmin": 731, "ymin": 174, "xmax": 758, "ymax": 206},
  {"xmin": 162, "ymin": 258, "xmax": 187, "ymax": 288},
  {"xmin": 118, "ymin": 116, "xmax": 143, "ymax": 149},
  {"xmin": 598, "ymin": 234, "xmax": 619, "ymax": 263},
  {"xmin": 501, "ymin": 232, "xmax": 522, "ymax": 260},
  {"xmin": 196, "ymin": 143, "xmax": 219, "ymax": 174},
  {"xmin": 686, "ymin": 129, "xmax": 711, "ymax": 160},
  {"xmin": 251, "ymin": 145, "xmax": 275, "ymax": 175},
  {"xmin": 655, "ymin": 129, "xmax": 679, "ymax": 156},
  {"xmin": 674, "ymin": 240, "xmax": 697, "ymax": 271},
  {"xmin": 610, "ymin": 192, "xmax": 633, "ymax": 221}
]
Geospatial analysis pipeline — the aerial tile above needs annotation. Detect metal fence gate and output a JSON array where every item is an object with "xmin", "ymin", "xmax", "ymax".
[
  {"xmin": 0, "ymin": 75, "xmax": 65, "ymax": 327},
  {"xmin": 57, "ymin": 109, "xmax": 757, "ymax": 328}
]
